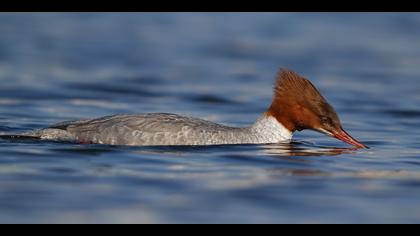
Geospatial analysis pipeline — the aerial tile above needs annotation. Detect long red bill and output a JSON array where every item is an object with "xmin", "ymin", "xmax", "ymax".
[{"xmin": 332, "ymin": 128, "xmax": 367, "ymax": 149}]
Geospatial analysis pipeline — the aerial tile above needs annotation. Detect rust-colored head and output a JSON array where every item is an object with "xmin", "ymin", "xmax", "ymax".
[{"xmin": 266, "ymin": 69, "xmax": 366, "ymax": 148}]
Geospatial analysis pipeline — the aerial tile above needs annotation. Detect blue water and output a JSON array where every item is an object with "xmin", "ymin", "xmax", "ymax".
[{"xmin": 1, "ymin": 13, "xmax": 420, "ymax": 223}]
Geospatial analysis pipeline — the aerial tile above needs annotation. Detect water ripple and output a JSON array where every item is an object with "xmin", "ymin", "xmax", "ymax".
[{"xmin": 0, "ymin": 13, "xmax": 420, "ymax": 223}]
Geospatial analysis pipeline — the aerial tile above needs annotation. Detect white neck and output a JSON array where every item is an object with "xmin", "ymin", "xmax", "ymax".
[{"xmin": 245, "ymin": 114, "xmax": 292, "ymax": 144}]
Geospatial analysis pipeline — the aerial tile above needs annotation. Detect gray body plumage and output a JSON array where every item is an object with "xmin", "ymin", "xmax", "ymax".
[{"xmin": 25, "ymin": 113, "xmax": 292, "ymax": 146}]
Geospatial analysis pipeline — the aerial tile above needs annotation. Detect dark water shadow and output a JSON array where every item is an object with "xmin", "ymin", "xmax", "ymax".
[
  {"xmin": 1, "ymin": 135, "xmax": 362, "ymax": 163},
  {"xmin": 64, "ymin": 83, "xmax": 160, "ymax": 98},
  {"xmin": 259, "ymin": 141, "xmax": 360, "ymax": 157},
  {"xmin": 185, "ymin": 94, "xmax": 237, "ymax": 105},
  {"xmin": 381, "ymin": 108, "xmax": 420, "ymax": 118}
]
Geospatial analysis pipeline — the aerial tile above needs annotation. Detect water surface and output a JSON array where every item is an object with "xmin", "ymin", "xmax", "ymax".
[{"xmin": 1, "ymin": 13, "xmax": 420, "ymax": 223}]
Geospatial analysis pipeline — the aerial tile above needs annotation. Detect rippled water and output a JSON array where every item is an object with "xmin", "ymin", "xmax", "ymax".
[{"xmin": 1, "ymin": 13, "xmax": 420, "ymax": 223}]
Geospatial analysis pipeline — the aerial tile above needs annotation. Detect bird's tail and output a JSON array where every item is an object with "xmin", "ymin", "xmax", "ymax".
[
  {"xmin": 1, "ymin": 128, "xmax": 75, "ymax": 142},
  {"xmin": 0, "ymin": 134, "xmax": 41, "ymax": 140}
]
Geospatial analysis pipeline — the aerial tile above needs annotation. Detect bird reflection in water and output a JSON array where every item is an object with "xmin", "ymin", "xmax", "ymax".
[{"xmin": 259, "ymin": 141, "xmax": 358, "ymax": 157}]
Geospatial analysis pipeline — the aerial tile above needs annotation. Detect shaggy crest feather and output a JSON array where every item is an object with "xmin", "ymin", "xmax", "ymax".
[{"xmin": 273, "ymin": 69, "xmax": 326, "ymax": 104}]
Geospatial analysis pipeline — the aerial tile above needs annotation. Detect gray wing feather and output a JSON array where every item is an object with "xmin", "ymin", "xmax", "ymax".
[{"xmin": 50, "ymin": 113, "xmax": 238, "ymax": 145}]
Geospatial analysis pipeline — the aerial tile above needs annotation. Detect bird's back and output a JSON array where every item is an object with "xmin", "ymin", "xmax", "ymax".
[{"xmin": 34, "ymin": 113, "xmax": 245, "ymax": 146}]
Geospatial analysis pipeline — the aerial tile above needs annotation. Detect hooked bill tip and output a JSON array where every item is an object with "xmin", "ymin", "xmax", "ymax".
[{"xmin": 332, "ymin": 128, "xmax": 367, "ymax": 149}]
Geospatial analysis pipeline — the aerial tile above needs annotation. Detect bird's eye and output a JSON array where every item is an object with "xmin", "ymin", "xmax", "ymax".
[{"xmin": 321, "ymin": 116, "xmax": 329, "ymax": 123}]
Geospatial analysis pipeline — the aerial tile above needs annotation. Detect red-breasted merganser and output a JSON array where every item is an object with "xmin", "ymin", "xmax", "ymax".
[{"xmin": 13, "ymin": 69, "xmax": 366, "ymax": 148}]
